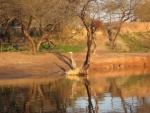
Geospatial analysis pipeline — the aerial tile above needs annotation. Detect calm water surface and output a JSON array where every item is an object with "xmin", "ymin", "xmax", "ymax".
[{"xmin": 0, "ymin": 72, "xmax": 150, "ymax": 113}]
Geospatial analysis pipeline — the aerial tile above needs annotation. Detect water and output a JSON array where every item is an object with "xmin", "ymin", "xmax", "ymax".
[{"xmin": 0, "ymin": 71, "xmax": 150, "ymax": 113}]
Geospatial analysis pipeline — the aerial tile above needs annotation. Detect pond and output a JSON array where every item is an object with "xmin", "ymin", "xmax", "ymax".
[{"xmin": 0, "ymin": 69, "xmax": 150, "ymax": 113}]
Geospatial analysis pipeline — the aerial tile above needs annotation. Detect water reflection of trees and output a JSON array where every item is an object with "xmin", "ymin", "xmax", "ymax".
[
  {"xmin": 0, "ymin": 79, "xmax": 73, "ymax": 113},
  {"xmin": 0, "ymin": 75, "xmax": 100, "ymax": 113},
  {"xmin": 109, "ymin": 78, "xmax": 128, "ymax": 113},
  {"xmin": 82, "ymin": 76, "xmax": 99, "ymax": 113},
  {"xmin": 87, "ymin": 73, "xmax": 150, "ymax": 113},
  {"xmin": 121, "ymin": 74, "xmax": 150, "ymax": 113},
  {"xmin": 108, "ymin": 74, "xmax": 150, "ymax": 113},
  {"xmin": 82, "ymin": 76, "xmax": 95, "ymax": 113},
  {"xmin": 1, "ymin": 74, "xmax": 150, "ymax": 113}
]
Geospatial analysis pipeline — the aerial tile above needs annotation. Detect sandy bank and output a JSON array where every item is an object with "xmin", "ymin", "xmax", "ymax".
[
  {"xmin": 0, "ymin": 52, "xmax": 150, "ymax": 78},
  {"xmin": 91, "ymin": 53, "xmax": 150, "ymax": 70}
]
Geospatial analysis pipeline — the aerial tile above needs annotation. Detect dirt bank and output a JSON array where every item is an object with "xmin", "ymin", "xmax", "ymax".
[
  {"xmin": 0, "ymin": 52, "xmax": 150, "ymax": 78},
  {"xmin": 91, "ymin": 53, "xmax": 150, "ymax": 70}
]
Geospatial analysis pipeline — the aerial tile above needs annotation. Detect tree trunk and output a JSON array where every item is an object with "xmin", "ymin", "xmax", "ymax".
[
  {"xmin": 22, "ymin": 29, "xmax": 36, "ymax": 53},
  {"xmin": 3, "ymin": 18, "xmax": 15, "ymax": 35},
  {"xmin": 36, "ymin": 20, "xmax": 63, "ymax": 52},
  {"xmin": 111, "ymin": 18, "xmax": 126, "ymax": 48},
  {"xmin": 36, "ymin": 33, "xmax": 51, "ymax": 51},
  {"xmin": 81, "ymin": 30, "xmax": 95, "ymax": 75},
  {"xmin": 83, "ymin": 32, "xmax": 92, "ymax": 66}
]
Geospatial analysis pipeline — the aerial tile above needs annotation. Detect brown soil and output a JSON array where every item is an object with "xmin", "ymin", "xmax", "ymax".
[
  {"xmin": 0, "ymin": 52, "xmax": 150, "ymax": 85},
  {"xmin": 0, "ymin": 52, "xmax": 150, "ymax": 74},
  {"xmin": 0, "ymin": 52, "xmax": 87, "ymax": 77}
]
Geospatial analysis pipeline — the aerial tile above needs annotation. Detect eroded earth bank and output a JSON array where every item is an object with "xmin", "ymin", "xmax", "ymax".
[{"xmin": 0, "ymin": 52, "xmax": 150, "ymax": 85}]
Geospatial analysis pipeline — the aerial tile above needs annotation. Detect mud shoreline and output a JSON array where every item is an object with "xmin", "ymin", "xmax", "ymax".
[
  {"xmin": 91, "ymin": 53, "xmax": 150, "ymax": 70},
  {"xmin": 0, "ymin": 52, "xmax": 150, "ymax": 85}
]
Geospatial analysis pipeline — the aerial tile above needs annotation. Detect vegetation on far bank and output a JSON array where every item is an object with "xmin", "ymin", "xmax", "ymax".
[
  {"xmin": 1, "ymin": 31, "xmax": 150, "ymax": 53},
  {"xmin": 106, "ymin": 32, "xmax": 150, "ymax": 53}
]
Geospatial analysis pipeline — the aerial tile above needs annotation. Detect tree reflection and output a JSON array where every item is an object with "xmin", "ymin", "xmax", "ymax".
[
  {"xmin": 108, "ymin": 75, "xmax": 150, "ymax": 113},
  {"xmin": 83, "ymin": 76, "xmax": 94, "ymax": 112},
  {"xmin": 121, "ymin": 74, "xmax": 150, "ymax": 113},
  {"xmin": 1, "ymin": 74, "xmax": 150, "ymax": 113},
  {"xmin": 81, "ymin": 75, "xmax": 99, "ymax": 113},
  {"xmin": 136, "ymin": 97, "xmax": 150, "ymax": 113},
  {"xmin": 0, "ymin": 78, "xmax": 73, "ymax": 113},
  {"xmin": 109, "ymin": 78, "xmax": 128, "ymax": 113}
]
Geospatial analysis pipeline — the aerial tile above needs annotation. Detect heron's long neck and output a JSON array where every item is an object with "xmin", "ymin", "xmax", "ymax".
[{"xmin": 70, "ymin": 53, "xmax": 73, "ymax": 60}]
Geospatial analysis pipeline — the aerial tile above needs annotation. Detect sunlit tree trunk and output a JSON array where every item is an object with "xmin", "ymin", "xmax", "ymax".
[
  {"xmin": 79, "ymin": 0, "xmax": 98, "ymax": 75},
  {"xmin": 22, "ymin": 28, "xmax": 36, "ymax": 53},
  {"xmin": 110, "ymin": 22, "xmax": 124, "ymax": 48}
]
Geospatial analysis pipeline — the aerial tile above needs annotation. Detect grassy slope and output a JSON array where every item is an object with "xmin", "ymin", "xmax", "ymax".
[
  {"xmin": 39, "ymin": 32, "xmax": 150, "ymax": 53},
  {"xmin": 118, "ymin": 32, "xmax": 150, "ymax": 52}
]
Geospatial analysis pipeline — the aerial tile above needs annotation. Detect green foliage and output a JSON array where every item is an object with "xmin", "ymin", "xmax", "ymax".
[
  {"xmin": 119, "ymin": 33, "xmax": 150, "ymax": 52},
  {"xmin": 0, "ymin": 44, "xmax": 18, "ymax": 52},
  {"xmin": 39, "ymin": 43, "xmax": 50, "ymax": 52},
  {"xmin": 39, "ymin": 42, "xmax": 84, "ymax": 53},
  {"xmin": 51, "ymin": 44, "xmax": 84, "ymax": 53},
  {"xmin": 105, "ymin": 32, "xmax": 150, "ymax": 52}
]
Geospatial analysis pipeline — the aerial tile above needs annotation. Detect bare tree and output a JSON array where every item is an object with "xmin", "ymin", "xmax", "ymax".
[
  {"xmin": 0, "ymin": 1, "xmax": 6, "ymax": 29},
  {"xmin": 101, "ymin": 0, "xmax": 139, "ymax": 48},
  {"xmin": 1, "ymin": 0, "xmax": 76, "ymax": 52},
  {"xmin": 65, "ymin": 0, "xmax": 106, "ymax": 74},
  {"xmin": 134, "ymin": 0, "xmax": 150, "ymax": 22},
  {"xmin": 70, "ymin": 0, "xmax": 105, "ymax": 74}
]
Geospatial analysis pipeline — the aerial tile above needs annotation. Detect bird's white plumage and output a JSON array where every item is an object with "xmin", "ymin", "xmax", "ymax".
[{"xmin": 68, "ymin": 51, "xmax": 76, "ymax": 70}]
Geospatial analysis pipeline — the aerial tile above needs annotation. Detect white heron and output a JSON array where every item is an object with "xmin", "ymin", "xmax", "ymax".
[{"xmin": 68, "ymin": 52, "xmax": 76, "ymax": 70}]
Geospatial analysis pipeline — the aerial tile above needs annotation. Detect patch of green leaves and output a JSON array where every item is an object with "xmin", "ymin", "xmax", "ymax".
[
  {"xmin": 119, "ymin": 33, "xmax": 150, "ymax": 52},
  {"xmin": 39, "ymin": 43, "xmax": 84, "ymax": 53},
  {"xmin": 52, "ymin": 44, "xmax": 84, "ymax": 53}
]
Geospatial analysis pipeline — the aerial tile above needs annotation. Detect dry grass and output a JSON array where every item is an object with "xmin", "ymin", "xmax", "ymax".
[
  {"xmin": 65, "ymin": 74, "xmax": 81, "ymax": 81},
  {"xmin": 66, "ymin": 68, "xmax": 81, "ymax": 75},
  {"xmin": 114, "ymin": 40, "xmax": 129, "ymax": 52},
  {"xmin": 121, "ymin": 22, "xmax": 150, "ymax": 33}
]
